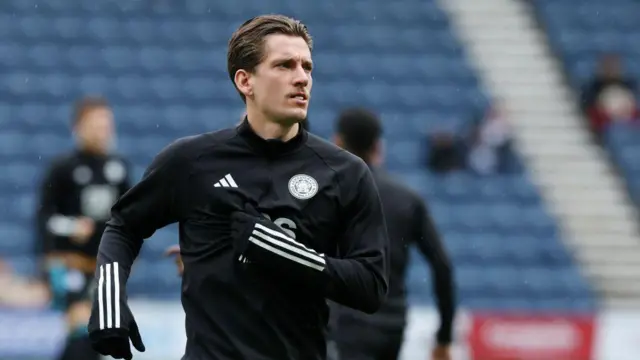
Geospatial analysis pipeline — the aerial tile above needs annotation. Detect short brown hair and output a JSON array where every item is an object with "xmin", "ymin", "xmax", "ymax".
[
  {"xmin": 72, "ymin": 96, "xmax": 110, "ymax": 127},
  {"xmin": 227, "ymin": 14, "xmax": 313, "ymax": 101}
]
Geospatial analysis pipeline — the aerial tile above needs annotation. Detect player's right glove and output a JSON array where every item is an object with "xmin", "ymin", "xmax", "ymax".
[
  {"xmin": 88, "ymin": 262, "xmax": 145, "ymax": 360},
  {"xmin": 230, "ymin": 203, "xmax": 327, "ymax": 275}
]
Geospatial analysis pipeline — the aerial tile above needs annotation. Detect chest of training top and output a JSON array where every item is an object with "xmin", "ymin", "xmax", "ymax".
[
  {"xmin": 57, "ymin": 152, "xmax": 129, "ymax": 221},
  {"xmin": 183, "ymin": 122, "xmax": 347, "ymax": 258}
]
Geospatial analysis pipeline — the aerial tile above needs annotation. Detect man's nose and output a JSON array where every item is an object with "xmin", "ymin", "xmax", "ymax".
[{"xmin": 292, "ymin": 66, "xmax": 310, "ymax": 87}]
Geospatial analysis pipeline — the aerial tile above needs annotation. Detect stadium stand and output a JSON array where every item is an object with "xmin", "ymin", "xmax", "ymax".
[
  {"xmin": 533, "ymin": 0, "xmax": 640, "ymax": 209},
  {"xmin": 0, "ymin": 0, "xmax": 596, "ymax": 314}
]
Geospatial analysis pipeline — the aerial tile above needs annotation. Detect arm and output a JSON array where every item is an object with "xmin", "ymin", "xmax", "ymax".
[
  {"xmin": 323, "ymin": 165, "xmax": 389, "ymax": 313},
  {"xmin": 88, "ymin": 139, "xmax": 189, "ymax": 334},
  {"xmin": 411, "ymin": 199, "xmax": 456, "ymax": 345},
  {"xmin": 235, "ymin": 163, "xmax": 389, "ymax": 314}
]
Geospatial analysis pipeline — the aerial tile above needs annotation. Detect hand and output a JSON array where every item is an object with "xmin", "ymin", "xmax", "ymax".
[
  {"xmin": 230, "ymin": 203, "xmax": 326, "ymax": 273},
  {"xmin": 90, "ymin": 308, "xmax": 145, "ymax": 360},
  {"xmin": 164, "ymin": 245, "xmax": 183, "ymax": 276},
  {"xmin": 230, "ymin": 203, "xmax": 265, "ymax": 262},
  {"xmin": 431, "ymin": 344, "xmax": 451, "ymax": 360},
  {"xmin": 88, "ymin": 262, "xmax": 145, "ymax": 359},
  {"xmin": 71, "ymin": 217, "xmax": 95, "ymax": 244}
]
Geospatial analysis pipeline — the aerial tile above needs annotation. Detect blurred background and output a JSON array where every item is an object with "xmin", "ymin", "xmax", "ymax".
[{"xmin": 1, "ymin": 0, "xmax": 639, "ymax": 359}]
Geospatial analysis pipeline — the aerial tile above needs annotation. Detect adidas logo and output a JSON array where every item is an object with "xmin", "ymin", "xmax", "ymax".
[{"xmin": 214, "ymin": 174, "xmax": 238, "ymax": 188}]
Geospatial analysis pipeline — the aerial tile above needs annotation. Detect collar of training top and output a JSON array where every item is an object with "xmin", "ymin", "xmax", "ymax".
[{"xmin": 237, "ymin": 117, "xmax": 307, "ymax": 156}]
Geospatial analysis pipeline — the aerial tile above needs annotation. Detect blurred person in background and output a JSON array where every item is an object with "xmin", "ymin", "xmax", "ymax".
[
  {"xmin": 167, "ymin": 108, "xmax": 456, "ymax": 360},
  {"xmin": 581, "ymin": 53, "xmax": 639, "ymax": 139},
  {"xmin": 427, "ymin": 131, "xmax": 464, "ymax": 174},
  {"xmin": 36, "ymin": 96, "xmax": 131, "ymax": 360},
  {"xmin": 330, "ymin": 108, "xmax": 455, "ymax": 360},
  {"xmin": 467, "ymin": 101, "xmax": 515, "ymax": 175}
]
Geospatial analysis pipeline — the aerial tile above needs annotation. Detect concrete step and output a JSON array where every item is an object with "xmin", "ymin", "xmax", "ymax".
[
  {"xmin": 519, "ymin": 133, "xmax": 590, "ymax": 144},
  {"xmin": 566, "ymin": 237, "xmax": 640, "ymax": 248},
  {"xmin": 546, "ymin": 188, "xmax": 624, "ymax": 203},
  {"xmin": 586, "ymin": 264, "xmax": 640, "ymax": 278},
  {"xmin": 466, "ymin": 43, "xmax": 540, "ymax": 57},
  {"xmin": 578, "ymin": 248, "xmax": 640, "ymax": 265},
  {"xmin": 598, "ymin": 280, "xmax": 640, "ymax": 296},
  {"xmin": 603, "ymin": 298, "xmax": 640, "ymax": 309},
  {"xmin": 536, "ymin": 175, "xmax": 621, "ymax": 188},
  {"xmin": 533, "ymin": 160, "xmax": 608, "ymax": 173},
  {"xmin": 512, "ymin": 115, "xmax": 581, "ymax": 127},
  {"xmin": 506, "ymin": 101, "xmax": 575, "ymax": 113},
  {"xmin": 564, "ymin": 218, "xmax": 638, "ymax": 234}
]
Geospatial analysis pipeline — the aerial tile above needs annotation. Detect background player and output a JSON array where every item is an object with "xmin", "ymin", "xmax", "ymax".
[
  {"xmin": 330, "ymin": 108, "xmax": 456, "ymax": 360},
  {"xmin": 36, "ymin": 96, "xmax": 131, "ymax": 360},
  {"xmin": 166, "ymin": 109, "xmax": 456, "ymax": 360}
]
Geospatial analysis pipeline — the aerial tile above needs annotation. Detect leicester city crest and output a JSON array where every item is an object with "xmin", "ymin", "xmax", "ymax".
[{"xmin": 288, "ymin": 174, "xmax": 318, "ymax": 200}]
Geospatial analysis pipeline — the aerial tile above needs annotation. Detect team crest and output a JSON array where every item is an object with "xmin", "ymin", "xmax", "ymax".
[{"xmin": 288, "ymin": 174, "xmax": 318, "ymax": 200}]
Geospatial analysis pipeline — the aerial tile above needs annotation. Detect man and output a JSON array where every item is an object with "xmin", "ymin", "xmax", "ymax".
[
  {"xmin": 87, "ymin": 14, "xmax": 389, "ymax": 360},
  {"xmin": 36, "ymin": 96, "xmax": 131, "ymax": 360},
  {"xmin": 168, "ymin": 109, "xmax": 456, "ymax": 360},
  {"xmin": 330, "ymin": 108, "xmax": 456, "ymax": 360}
]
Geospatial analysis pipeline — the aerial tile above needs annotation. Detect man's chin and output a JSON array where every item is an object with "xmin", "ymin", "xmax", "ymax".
[{"xmin": 276, "ymin": 110, "xmax": 307, "ymax": 126}]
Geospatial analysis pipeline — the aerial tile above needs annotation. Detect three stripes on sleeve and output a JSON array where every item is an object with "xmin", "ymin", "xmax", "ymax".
[
  {"xmin": 97, "ymin": 262, "xmax": 122, "ymax": 330},
  {"xmin": 249, "ymin": 223, "xmax": 326, "ymax": 272}
]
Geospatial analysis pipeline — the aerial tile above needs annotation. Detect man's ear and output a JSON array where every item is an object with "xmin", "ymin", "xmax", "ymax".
[
  {"xmin": 234, "ymin": 69, "xmax": 253, "ymax": 98},
  {"xmin": 333, "ymin": 134, "xmax": 345, "ymax": 149},
  {"xmin": 371, "ymin": 139, "xmax": 384, "ymax": 166}
]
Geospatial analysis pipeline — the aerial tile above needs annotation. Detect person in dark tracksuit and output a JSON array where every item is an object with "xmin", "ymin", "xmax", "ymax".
[
  {"xmin": 37, "ymin": 96, "xmax": 131, "ymax": 360},
  {"xmin": 168, "ymin": 109, "xmax": 456, "ymax": 360},
  {"xmin": 329, "ymin": 108, "xmax": 456, "ymax": 360},
  {"xmin": 87, "ymin": 15, "xmax": 389, "ymax": 360}
]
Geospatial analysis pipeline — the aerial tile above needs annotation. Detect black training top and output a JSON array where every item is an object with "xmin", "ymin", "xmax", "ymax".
[{"xmin": 88, "ymin": 120, "xmax": 390, "ymax": 360}]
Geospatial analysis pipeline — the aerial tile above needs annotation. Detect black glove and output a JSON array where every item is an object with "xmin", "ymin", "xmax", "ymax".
[
  {"xmin": 230, "ymin": 203, "xmax": 326, "ymax": 274},
  {"xmin": 88, "ymin": 262, "xmax": 146, "ymax": 359}
]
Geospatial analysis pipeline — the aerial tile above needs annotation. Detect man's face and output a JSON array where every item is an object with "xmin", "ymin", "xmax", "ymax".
[
  {"xmin": 75, "ymin": 107, "xmax": 114, "ymax": 154},
  {"xmin": 248, "ymin": 34, "xmax": 313, "ymax": 126}
]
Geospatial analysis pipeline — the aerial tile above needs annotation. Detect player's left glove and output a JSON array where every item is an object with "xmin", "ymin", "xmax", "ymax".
[
  {"xmin": 230, "ymin": 203, "xmax": 327, "ymax": 274},
  {"xmin": 88, "ymin": 262, "xmax": 146, "ymax": 360}
]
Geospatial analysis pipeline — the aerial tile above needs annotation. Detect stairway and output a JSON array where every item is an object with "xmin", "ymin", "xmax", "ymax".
[{"xmin": 438, "ymin": 0, "xmax": 640, "ymax": 307}]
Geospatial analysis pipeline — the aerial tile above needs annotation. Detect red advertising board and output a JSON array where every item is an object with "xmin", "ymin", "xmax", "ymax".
[{"xmin": 468, "ymin": 313, "xmax": 595, "ymax": 360}]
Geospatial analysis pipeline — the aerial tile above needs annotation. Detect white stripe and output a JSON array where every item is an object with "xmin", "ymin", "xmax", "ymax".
[
  {"xmin": 225, "ymin": 174, "xmax": 238, "ymax": 188},
  {"xmin": 46, "ymin": 215, "xmax": 78, "ymax": 236},
  {"xmin": 106, "ymin": 263, "xmax": 113, "ymax": 329},
  {"xmin": 254, "ymin": 223, "xmax": 323, "ymax": 260},
  {"xmin": 252, "ymin": 227, "xmax": 325, "ymax": 265},
  {"xmin": 98, "ymin": 265, "xmax": 105, "ymax": 330},
  {"xmin": 249, "ymin": 236, "xmax": 325, "ymax": 271},
  {"xmin": 114, "ymin": 262, "xmax": 121, "ymax": 328},
  {"xmin": 219, "ymin": 178, "xmax": 230, "ymax": 187},
  {"xmin": 214, "ymin": 182, "xmax": 221, "ymax": 187}
]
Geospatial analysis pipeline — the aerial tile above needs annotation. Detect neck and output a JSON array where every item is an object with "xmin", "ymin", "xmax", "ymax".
[
  {"xmin": 246, "ymin": 107, "xmax": 299, "ymax": 142},
  {"xmin": 79, "ymin": 145, "xmax": 106, "ymax": 156}
]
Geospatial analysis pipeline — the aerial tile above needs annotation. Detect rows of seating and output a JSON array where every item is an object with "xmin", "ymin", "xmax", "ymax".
[
  {"xmin": 0, "ymin": 0, "xmax": 596, "ymax": 311},
  {"xmin": 535, "ymin": 0, "xmax": 640, "ymax": 88},
  {"xmin": 534, "ymin": 0, "xmax": 640, "ymax": 209}
]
